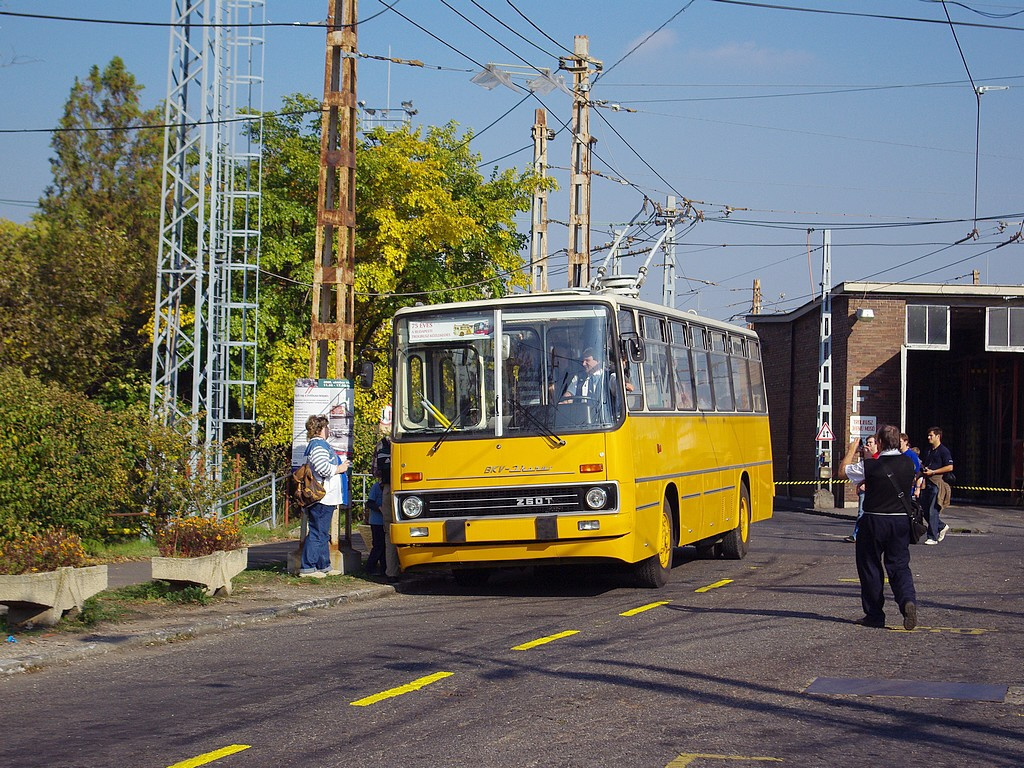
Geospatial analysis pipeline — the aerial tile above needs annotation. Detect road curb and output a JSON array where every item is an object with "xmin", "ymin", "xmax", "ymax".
[{"xmin": 1, "ymin": 583, "xmax": 396, "ymax": 676}]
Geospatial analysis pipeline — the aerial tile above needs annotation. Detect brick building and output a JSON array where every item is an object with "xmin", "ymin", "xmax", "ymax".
[{"xmin": 750, "ymin": 282, "xmax": 1024, "ymax": 507}]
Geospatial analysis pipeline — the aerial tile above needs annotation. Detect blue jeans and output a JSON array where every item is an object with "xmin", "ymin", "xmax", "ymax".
[
  {"xmin": 300, "ymin": 502, "xmax": 334, "ymax": 573},
  {"xmin": 920, "ymin": 482, "xmax": 945, "ymax": 540}
]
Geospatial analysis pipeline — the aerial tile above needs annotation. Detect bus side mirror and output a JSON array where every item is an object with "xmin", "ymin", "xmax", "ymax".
[
  {"xmin": 620, "ymin": 332, "xmax": 645, "ymax": 363},
  {"xmin": 356, "ymin": 361, "xmax": 374, "ymax": 388}
]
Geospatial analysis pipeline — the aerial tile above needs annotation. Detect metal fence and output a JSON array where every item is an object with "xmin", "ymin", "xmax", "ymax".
[{"xmin": 217, "ymin": 472, "xmax": 376, "ymax": 528}]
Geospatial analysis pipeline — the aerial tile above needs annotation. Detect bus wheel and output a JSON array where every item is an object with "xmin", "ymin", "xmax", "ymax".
[
  {"xmin": 452, "ymin": 569, "xmax": 491, "ymax": 587},
  {"xmin": 635, "ymin": 499, "xmax": 673, "ymax": 588},
  {"xmin": 721, "ymin": 484, "xmax": 751, "ymax": 560}
]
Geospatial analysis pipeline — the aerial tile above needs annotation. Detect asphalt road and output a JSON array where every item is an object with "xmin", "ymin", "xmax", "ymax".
[{"xmin": 2, "ymin": 507, "xmax": 1022, "ymax": 768}]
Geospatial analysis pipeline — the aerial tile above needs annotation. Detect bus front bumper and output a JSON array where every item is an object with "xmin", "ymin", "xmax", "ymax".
[{"xmin": 390, "ymin": 512, "xmax": 637, "ymax": 569}]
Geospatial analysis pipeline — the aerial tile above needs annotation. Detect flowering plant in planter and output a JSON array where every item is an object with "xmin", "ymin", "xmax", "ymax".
[
  {"xmin": 153, "ymin": 516, "xmax": 243, "ymax": 558},
  {"xmin": 0, "ymin": 528, "xmax": 106, "ymax": 627},
  {"xmin": 0, "ymin": 527, "xmax": 87, "ymax": 576}
]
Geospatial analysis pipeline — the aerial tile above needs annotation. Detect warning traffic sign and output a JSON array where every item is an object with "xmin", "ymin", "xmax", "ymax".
[{"xmin": 815, "ymin": 422, "xmax": 835, "ymax": 442}]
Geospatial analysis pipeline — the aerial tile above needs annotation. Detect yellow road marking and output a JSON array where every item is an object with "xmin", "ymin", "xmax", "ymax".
[
  {"xmin": 840, "ymin": 578, "xmax": 889, "ymax": 584},
  {"xmin": 620, "ymin": 601, "xmax": 671, "ymax": 616},
  {"xmin": 349, "ymin": 671, "xmax": 453, "ymax": 707},
  {"xmin": 901, "ymin": 626, "xmax": 997, "ymax": 635},
  {"xmin": 512, "ymin": 630, "xmax": 580, "ymax": 650},
  {"xmin": 167, "ymin": 745, "xmax": 250, "ymax": 768},
  {"xmin": 666, "ymin": 753, "xmax": 783, "ymax": 767},
  {"xmin": 694, "ymin": 579, "xmax": 733, "ymax": 593}
]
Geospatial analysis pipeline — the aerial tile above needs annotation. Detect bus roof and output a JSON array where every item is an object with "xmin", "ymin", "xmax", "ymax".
[{"xmin": 393, "ymin": 290, "xmax": 758, "ymax": 338}]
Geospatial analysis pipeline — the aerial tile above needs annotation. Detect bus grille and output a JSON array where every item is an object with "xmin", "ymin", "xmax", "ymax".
[{"xmin": 398, "ymin": 484, "xmax": 617, "ymax": 520}]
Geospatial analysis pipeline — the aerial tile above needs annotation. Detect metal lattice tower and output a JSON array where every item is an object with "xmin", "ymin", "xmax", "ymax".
[
  {"xmin": 150, "ymin": 0, "xmax": 264, "ymax": 481},
  {"xmin": 816, "ymin": 230, "xmax": 833, "ymax": 495}
]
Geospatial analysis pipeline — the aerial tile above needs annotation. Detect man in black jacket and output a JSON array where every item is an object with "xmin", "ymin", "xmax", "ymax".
[{"xmin": 838, "ymin": 424, "xmax": 919, "ymax": 630}]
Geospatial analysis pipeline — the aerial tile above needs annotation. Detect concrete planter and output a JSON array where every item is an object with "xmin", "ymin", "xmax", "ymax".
[
  {"xmin": 151, "ymin": 547, "xmax": 248, "ymax": 597},
  {"xmin": 0, "ymin": 564, "xmax": 108, "ymax": 627}
]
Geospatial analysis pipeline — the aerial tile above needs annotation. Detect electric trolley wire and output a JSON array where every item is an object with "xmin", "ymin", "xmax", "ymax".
[
  {"xmin": 0, "ymin": 2, "xmax": 402, "ymax": 28},
  {"xmin": 705, "ymin": 0, "xmax": 1024, "ymax": 31},
  {"xmin": 467, "ymin": 0, "xmax": 561, "ymax": 61},
  {"xmin": 595, "ymin": 1, "xmax": 697, "ymax": 83},
  {"xmin": 504, "ymin": 0, "xmax": 574, "ymax": 56}
]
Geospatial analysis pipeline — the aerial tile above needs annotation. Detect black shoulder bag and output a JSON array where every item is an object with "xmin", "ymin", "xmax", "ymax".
[{"xmin": 886, "ymin": 471, "xmax": 927, "ymax": 544}]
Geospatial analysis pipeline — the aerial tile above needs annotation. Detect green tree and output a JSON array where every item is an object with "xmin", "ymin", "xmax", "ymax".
[
  {"xmin": 42, "ymin": 56, "xmax": 163, "ymax": 252},
  {"xmin": 0, "ymin": 57, "xmax": 163, "ymax": 398},
  {"xmin": 252, "ymin": 102, "xmax": 548, "ymax": 457}
]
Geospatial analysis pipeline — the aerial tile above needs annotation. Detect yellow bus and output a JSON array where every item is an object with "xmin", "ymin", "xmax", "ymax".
[{"xmin": 389, "ymin": 290, "xmax": 773, "ymax": 587}]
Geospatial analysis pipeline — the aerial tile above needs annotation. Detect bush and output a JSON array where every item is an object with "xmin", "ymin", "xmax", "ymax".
[
  {"xmin": 153, "ymin": 516, "xmax": 243, "ymax": 558},
  {"xmin": 0, "ymin": 368, "xmax": 233, "ymax": 543},
  {"xmin": 0, "ymin": 527, "xmax": 87, "ymax": 575}
]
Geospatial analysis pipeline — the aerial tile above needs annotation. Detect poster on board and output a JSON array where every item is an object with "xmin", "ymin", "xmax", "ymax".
[{"xmin": 291, "ymin": 378, "xmax": 354, "ymax": 468}]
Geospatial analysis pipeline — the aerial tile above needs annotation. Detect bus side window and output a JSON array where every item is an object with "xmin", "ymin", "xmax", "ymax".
[
  {"xmin": 670, "ymin": 322, "xmax": 695, "ymax": 410},
  {"xmin": 730, "ymin": 336, "xmax": 753, "ymax": 412},
  {"xmin": 748, "ymin": 340, "xmax": 768, "ymax": 413},
  {"xmin": 692, "ymin": 326, "xmax": 715, "ymax": 411},
  {"xmin": 709, "ymin": 331, "xmax": 735, "ymax": 411},
  {"xmin": 641, "ymin": 315, "xmax": 673, "ymax": 411}
]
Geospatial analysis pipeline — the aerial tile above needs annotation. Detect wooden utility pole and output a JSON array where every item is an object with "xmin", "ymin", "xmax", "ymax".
[
  {"xmin": 530, "ymin": 109, "xmax": 553, "ymax": 292},
  {"xmin": 563, "ymin": 36, "xmax": 601, "ymax": 289},
  {"xmin": 310, "ymin": 0, "xmax": 358, "ymax": 379}
]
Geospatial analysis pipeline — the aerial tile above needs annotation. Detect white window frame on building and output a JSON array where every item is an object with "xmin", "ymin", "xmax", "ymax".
[
  {"xmin": 905, "ymin": 304, "xmax": 950, "ymax": 350},
  {"xmin": 985, "ymin": 306, "xmax": 1024, "ymax": 352}
]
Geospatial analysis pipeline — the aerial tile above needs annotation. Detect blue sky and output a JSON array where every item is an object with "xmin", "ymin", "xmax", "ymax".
[{"xmin": 1, "ymin": 0, "xmax": 1021, "ymax": 321}]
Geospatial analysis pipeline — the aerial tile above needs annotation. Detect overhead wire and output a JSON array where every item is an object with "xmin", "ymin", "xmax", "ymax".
[
  {"xmin": 504, "ymin": 0, "xmax": 574, "ymax": 56},
  {"xmin": 939, "ymin": 0, "xmax": 984, "ymax": 233},
  {"xmin": 594, "ymin": 1, "xmax": 697, "ymax": 83},
  {"xmin": 467, "ymin": 0, "xmax": 561, "ymax": 60},
  {"xmin": 704, "ymin": 0, "xmax": 1024, "ymax": 31},
  {"xmin": 0, "ymin": 4, "xmax": 401, "ymax": 28}
]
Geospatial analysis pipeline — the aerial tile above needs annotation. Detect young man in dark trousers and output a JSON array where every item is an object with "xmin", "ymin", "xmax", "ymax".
[{"xmin": 838, "ymin": 424, "xmax": 919, "ymax": 630}]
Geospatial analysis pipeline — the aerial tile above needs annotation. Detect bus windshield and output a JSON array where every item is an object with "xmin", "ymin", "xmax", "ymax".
[{"xmin": 394, "ymin": 303, "xmax": 623, "ymax": 440}]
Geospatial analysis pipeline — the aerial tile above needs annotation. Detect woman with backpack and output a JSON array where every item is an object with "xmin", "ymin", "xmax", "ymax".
[{"xmin": 300, "ymin": 414, "xmax": 350, "ymax": 578}]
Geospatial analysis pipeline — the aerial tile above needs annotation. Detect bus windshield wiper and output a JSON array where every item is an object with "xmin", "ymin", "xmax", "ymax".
[
  {"xmin": 428, "ymin": 406, "xmax": 477, "ymax": 455},
  {"xmin": 507, "ymin": 396, "xmax": 565, "ymax": 448}
]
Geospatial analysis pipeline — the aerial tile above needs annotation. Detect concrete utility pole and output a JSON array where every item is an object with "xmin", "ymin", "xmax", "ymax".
[
  {"xmin": 310, "ymin": 0, "xmax": 358, "ymax": 380},
  {"xmin": 530, "ymin": 109, "xmax": 554, "ymax": 292},
  {"xmin": 562, "ymin": 36, "xmax": 601, "ymax": 289},
  {"xmin": 751, "ymin": 278, "xmax": 762, "ymax": 318},
  {"xmin": 661, "ymin": 196, "xmax": 677, "ymax": 307}
]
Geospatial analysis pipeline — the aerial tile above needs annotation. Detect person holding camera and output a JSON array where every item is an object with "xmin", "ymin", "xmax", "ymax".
[
  {"xmin": 838, "ymin": 424, "xmax": 919, "ymax": 630},
  {"xmin": 844, "ymin": 435, "xmax": 878, "ymax": 543}
]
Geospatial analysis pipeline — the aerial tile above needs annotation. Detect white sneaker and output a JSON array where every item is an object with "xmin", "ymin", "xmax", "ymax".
[
  {"xmin": 924, "ymin": 538, "xmax": 938, "ymax": 546},
  {"xmin": 300, "ymin": 571, "xmax": 327, "ymax": 579},
  {"xmin": 938, "ymin": 524, "xmax": 950, "ymax": 542},
  {"xmin": 325, "ymin": 569, "xmax": 343, "ymax": 576}
]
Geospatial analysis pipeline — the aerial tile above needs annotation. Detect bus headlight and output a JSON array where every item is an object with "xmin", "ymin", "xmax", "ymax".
[
  {"xmin": 585, "ymin": 487, "xmax": 608, "ymax": 510},
  {"xmin": 402, "ymin": 495, "xmax": 424, "ymax": 518}
]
